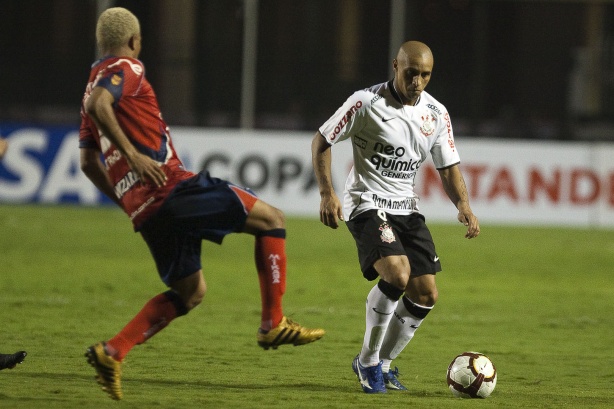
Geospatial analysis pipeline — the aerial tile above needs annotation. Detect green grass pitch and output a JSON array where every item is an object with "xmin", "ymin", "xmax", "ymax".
[{"xmin": 1, "ymin": 204, "xmax": 613, "ymax": 408}]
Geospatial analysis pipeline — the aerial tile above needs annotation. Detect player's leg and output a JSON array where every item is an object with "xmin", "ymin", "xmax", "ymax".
[
  {"xmin": 379, "ymin": 274, "xmax": 436, "ymax": 390},
  {"xmin": 104, "ymin": 270, "xmax": 204, "ymax": 361},
  {"xmin": 85, "ymin": 219, "xmax": 202, "ymax": 400},
  {"xmin": 241, "ymin": 197, "xmax": 285, "ymax": 332},
  {"xmin": 241, "ymin": 198, "xmax": 325, "ymax": 349},
  {"xmin": 350, "ymin": 255, "xmax": 409, "ymax": 394},
  {"xmin": 346, "ymin": 210, "xmax": 409, "ymax": 393},
  {"xmin": 101, "ymin": 223, "xmax": 204, "ymax": 362},
  {"xmin": 85, "ymin": 273, "xmax": 199, "ymax": 401},
  {"xmin": 360, "ymin": 255, "xmax": 409, "ymax": 367},
  {"xmin": 379, "ymin": 214, "xmax": 440, "ymax": 390}
]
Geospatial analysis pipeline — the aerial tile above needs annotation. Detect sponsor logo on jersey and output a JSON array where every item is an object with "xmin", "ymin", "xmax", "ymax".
[
  {"xmin": 426, "ymin": 104, "xmax": 442, "ymax": 115},
  {"xmin": 420, "ymin": 113, "xmax": 435, "ymax": 137},
  {"xmin": 444, "ymin": 112, "xmax": 456, "ymax": 151},
  {"xmin": 379, "ymin": 221, "xmax": 396, "ymax": 243},
  {"xmin": 114, "ymin": 170, "xmax": 139, "ymax": 199},
  {"xmin": 328, "ymin": 100, "xmax": 363, "ymax": 141},
  {"xmin": 354, "ymin": 135, "xmax": 367, "ymax": 149},
  {"xmin": 130, "ymin": 196, "xmax": 155, "ymax": 220},
  {"xmin": 104, "ymin": 149, "xmax": 122, "ymax": 168},
  {"xmin": 111, "ymin": 74, "xmax": 122, "ymax": 86},
  {"xmin": 370, "ymin": 94, "xmax": 382, "ymax": 104},
  {"xmin": 372, "ymin": 193, "xmax": 417, "ymax": 211},
  {"xmin": 370, "ymin": 142, "xmax": 422, "ymax": 175}
]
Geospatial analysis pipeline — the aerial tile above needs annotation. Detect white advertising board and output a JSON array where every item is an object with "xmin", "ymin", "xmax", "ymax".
[
  {"xmin": 0, "ymin": 125, "xmax": 612, "ymax": 228},
  {"xmin": 171, "ymin": 128, "xmax": 614, "ymax": 228}
]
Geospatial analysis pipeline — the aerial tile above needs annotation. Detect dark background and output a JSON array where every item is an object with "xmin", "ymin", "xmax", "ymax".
[{"xmin": 1, "ymin": 0, "xmax": 613, "ymax": 141}]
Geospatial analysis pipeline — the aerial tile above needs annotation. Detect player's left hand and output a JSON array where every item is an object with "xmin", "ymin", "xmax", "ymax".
[{"xmin": 457, "ymin": 209, "xmax": 480, "ymax": 239}]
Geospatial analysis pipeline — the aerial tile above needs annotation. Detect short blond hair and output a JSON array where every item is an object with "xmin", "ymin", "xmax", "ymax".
[{"xmin": 96, "ymin": 7, "xmax": 140, "ymax": 52}]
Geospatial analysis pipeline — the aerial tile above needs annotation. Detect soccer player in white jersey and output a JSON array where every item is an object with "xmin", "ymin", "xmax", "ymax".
[{"xmin": 312, "ymin": 40, "xmax": 480, "ymax": 393}]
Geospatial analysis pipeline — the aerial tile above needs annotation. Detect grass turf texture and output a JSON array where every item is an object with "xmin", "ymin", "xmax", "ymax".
[{"xmin": 1, "ymin": 204, "xmax": 613, "ymax": 408}]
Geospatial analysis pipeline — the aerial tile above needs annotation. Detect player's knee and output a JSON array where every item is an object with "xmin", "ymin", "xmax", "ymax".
[
  {"xmin": 388, "ymin": 273, "xmax": 409, "ymax": 291},
  {"xmin": 407, "ymin": 287, "xmax": 438, "ymax": 307},
  {"xmin": 376, "ymin": 257, "xmax": 410, "ymax": 290},
  {"xmin": 266, "ymin": 206, "xmax": 285, "ymax": 229},
  {"xmin": 185, "ymin": 281, "xmax": 206, "ymax": 310},
  {"xmin": 423, "ymin": 289, "xmax": 438, "ymax": 307},
  {"xmin": 170, "ymin": 276, "xmax": 207, "ymax": 313}
]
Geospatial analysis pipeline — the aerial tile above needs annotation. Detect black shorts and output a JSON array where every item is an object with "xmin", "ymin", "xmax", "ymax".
[{"xmin": 346, "ymin": 210, "xmax": 442, "ymax": 281}]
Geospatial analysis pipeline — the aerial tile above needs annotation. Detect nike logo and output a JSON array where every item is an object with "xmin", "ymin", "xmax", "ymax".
[
  {"xmin": 358, "ymin": 371, "xmax": 372, "ymax": 390},
  {"xmin": 381, "ymin": 117, "xmax": 397, "ymax": 122},
  {"xmin": 372, "ymin": 307, "xmax": 393, "ymax": 315},
  {"xmin": 410, "ymin": 324, "xmax": 420, "ymax": 329},
  {"xmin": 433, "ymin": 256, "xmax": 440, "ymax": 262}
]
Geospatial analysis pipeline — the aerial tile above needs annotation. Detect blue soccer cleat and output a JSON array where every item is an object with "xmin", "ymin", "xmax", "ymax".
[
  {"xmin": 383, "ymin": 367, "xmax": 408, "ymax": 391},
  {"xmin": 352, "ymin": 355, "xmax": 387, "ymax": 393}
]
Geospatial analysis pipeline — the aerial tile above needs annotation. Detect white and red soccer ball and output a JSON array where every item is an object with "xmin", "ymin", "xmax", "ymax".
[{"xmin": 446, "ymin": 352, "xmax": 497, "ymax": 398}]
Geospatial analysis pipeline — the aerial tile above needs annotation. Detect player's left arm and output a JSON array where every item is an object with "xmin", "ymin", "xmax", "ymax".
[{"xmin": 438, "ymin": 164, "xmax": 480, "ymax": 239}]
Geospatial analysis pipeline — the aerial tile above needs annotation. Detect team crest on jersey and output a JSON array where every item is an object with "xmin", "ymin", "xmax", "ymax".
[
  {"xmin": 379, "ymin": 222, "xmax": 396, "ymax": 243},
  {"xmin": 420, "ymin": 113, "xmax": 435, "ymax": 137}
]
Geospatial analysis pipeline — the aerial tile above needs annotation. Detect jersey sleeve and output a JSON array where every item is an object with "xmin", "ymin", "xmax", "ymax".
[
  {"xmin": 94, "ymin": 58, "xmax": 144, "ymax": 104},
  {"xmin": 319, "ymin": 90, "xmax": 371, "ymax": 145},
  {"xmin": 430, "ymin": 111, "xmax": 460, "ymax": 168}
]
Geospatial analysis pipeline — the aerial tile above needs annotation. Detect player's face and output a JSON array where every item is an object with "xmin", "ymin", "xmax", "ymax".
[{"xmin": 393, "ymin": 55, "xmax": 433, "ymax": 105}]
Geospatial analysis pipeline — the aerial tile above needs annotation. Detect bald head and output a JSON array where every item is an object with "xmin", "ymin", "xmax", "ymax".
[
  {"xmin": 393, "ymin": 41, "xmax": 434, "ymax": 105},
  {"xmin": 396, "ymin": 41, "xmax": 433, "ymax": 66}
]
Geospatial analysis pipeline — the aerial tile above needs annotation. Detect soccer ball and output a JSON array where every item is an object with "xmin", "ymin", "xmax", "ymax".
[{"xmin": 446, "ymin": 352, "xmax": 497, "ymax": 398}]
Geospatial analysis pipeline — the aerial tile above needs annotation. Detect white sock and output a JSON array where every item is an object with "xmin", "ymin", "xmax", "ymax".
[
  {"xmin": 380, "ymin": 296, "xmax": 433, "ymax": 369},
  {"xmin": 359, "ymin": 284, "xmax": 398, "ymax": 367}
]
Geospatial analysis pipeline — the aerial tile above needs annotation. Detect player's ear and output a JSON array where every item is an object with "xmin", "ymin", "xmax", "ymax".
[{"xmin": 128, "ymin": 35, "xmax": 136, "ymax": 51}]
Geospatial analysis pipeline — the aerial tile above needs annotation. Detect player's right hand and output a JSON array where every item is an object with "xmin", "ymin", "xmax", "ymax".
[
  {"xmin": 127, "ymin": 153, "xmax": 168, "ymax": 188},
  {"xmin": 319, "ymin": 193, "xmax": 343, "ymax": 229}
]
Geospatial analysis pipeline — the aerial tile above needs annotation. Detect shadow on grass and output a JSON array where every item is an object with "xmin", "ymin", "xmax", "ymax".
[{"xmin": 11, "ymin": 370, "xmax": 356, "ymax": 393}]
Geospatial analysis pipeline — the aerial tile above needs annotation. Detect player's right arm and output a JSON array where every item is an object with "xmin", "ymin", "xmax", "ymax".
[
  {"xmin": 311, "ymin": 131, "xmax": 343, "ymax": 229},
  {"xmin": 80, "ymin": 147, "xmax": 121, "ymax": 206},
  {"xmin": 84, "ymin": 86, "xmax": 167, "ymax": 188}
]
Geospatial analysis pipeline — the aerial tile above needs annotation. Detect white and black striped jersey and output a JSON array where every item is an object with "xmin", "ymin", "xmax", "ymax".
[{"xmin": 319, "ymin": 80, "xmax": 460, "ymax": 221}]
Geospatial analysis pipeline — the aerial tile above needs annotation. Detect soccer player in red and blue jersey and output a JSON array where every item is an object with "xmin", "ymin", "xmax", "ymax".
[{"xmin": 80, "ymin": 7, "xmax": 324, "ymax": 400}]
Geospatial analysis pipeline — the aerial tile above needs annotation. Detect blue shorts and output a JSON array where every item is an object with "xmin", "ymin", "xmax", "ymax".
[{"xmin": 140, "ymin": 171, "xmax": 257, "ymax": 286}]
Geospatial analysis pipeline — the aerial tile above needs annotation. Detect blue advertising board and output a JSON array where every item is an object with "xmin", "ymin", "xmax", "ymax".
[{"xmin": 0, "ymin": 124, "xmax": 112, "ymax": 205}]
